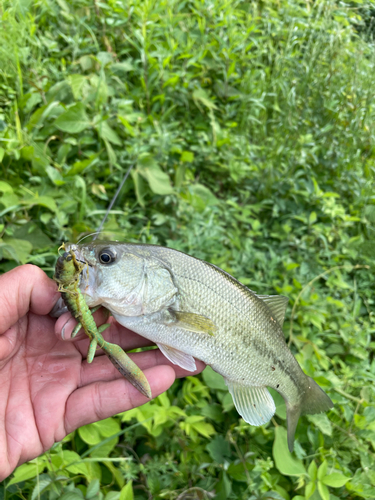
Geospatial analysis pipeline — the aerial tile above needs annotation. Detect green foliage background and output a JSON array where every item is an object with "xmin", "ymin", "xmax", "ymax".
[{"xmin": 1, "ymin": 0, "xmax": 375, "ymax": 498}]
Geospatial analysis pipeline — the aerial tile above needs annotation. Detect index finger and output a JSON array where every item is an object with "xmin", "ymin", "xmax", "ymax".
[{"xmin": 0, "ymin": 264, "xmax": 60, "ymax": 335}]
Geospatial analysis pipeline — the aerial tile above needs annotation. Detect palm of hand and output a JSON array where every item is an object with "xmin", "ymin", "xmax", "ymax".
[
  {"xmin": 1, "ymin": 312, "xmax": 82, "ymax": 474},
  {"xmin": 0, "ymin": 265, "xmax": 204, "ymax": 481}
]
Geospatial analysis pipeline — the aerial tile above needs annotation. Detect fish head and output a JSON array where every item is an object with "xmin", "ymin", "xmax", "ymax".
[{"xmin": 67, "ymin": 241, "xmax": 178, "ymax": 315}]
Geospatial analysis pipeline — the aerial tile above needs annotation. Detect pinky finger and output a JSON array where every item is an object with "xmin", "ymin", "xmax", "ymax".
[{"xmin": 63, "ymin": 365, "xmax": 176, "ymax": 433}]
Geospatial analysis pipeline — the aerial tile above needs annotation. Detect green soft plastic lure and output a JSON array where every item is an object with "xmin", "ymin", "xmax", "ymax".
[{"xmin": 53, "ymin": 244, "xmax": 151, "ymax": 398}]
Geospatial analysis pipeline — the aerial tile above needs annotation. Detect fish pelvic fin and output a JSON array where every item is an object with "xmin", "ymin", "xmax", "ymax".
[
  {"xmin": 286, "ymin": 377, "xmax": 333, "ymax": 452},
  {"xmin": 157, "ymin": 343, "xmax": 197, "ymax": 372}
]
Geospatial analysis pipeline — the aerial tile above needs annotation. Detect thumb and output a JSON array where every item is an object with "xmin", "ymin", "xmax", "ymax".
[{"xmin": 0, "ymin": 264, "xmax": 59, "ymax": 336}]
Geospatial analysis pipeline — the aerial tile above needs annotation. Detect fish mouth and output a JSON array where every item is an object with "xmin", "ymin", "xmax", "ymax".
[{"xmin": 65, "ymin": 244, "xmax": 96, "ymax": 299}]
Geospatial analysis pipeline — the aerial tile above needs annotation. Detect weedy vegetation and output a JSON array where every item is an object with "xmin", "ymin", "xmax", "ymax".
[{"xmin": 1, "ymin": 0, "xmax": 375, "ymax": 499}]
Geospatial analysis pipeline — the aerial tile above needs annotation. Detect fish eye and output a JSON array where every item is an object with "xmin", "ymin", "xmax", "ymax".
[{"xmin": 98, "ymin": 248, "xmax": 116, "ymax": 265}]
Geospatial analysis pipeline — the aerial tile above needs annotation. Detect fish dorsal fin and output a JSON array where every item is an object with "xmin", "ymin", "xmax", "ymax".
[
  {"xmin": 225, "ymin": 380, "xmax": 276, "ymax": 426},
  {"xmin": 157, "ymin": 343, "xmax": 197, "ymax": 372},
  {"xmin": 255, "ymin": 294, "xmax": 289, "ymax": 326},
  {"xmin": 169, "ymin": 310, "xmax": 216, "ymax": 336}
]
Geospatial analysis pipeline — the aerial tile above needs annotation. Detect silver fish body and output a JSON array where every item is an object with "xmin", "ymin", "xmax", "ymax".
[{"xmin": 69, "ymin": 241, "xmax": 333, "ymax": 451}]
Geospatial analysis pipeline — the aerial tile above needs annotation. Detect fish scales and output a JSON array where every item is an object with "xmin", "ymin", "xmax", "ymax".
[
  {"xmin": 108, "ymin": 245, "xmax": 302, "ymax": 393},
  {"xmin": 67, "ymin": 241, "xmax": 333, "ymax": 451}
]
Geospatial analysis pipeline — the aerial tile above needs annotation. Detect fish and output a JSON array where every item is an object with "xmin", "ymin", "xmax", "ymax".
[{"xmin": 65, "ymin": 240, "xmax": 333, "ymax": 452}]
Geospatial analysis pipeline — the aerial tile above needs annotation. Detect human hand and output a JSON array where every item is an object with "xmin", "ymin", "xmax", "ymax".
[{"xmin": 0, "ymin": 264, "xmax": 204, "ymax": 481}]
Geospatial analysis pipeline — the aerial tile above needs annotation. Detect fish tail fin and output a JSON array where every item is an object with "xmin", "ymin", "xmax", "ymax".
[
  {"xmin": 286, "ymin": 377, "xmax": 333, "ymax": 452},
  {"xmin": 286, "ymin": 405, "xmax": 301, "ymax": 453}
]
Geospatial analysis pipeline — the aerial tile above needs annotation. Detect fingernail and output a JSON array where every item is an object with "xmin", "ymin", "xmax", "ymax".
[{"xmin": 61, "ymin": 320, "xmax": 70, "ymax": 340}]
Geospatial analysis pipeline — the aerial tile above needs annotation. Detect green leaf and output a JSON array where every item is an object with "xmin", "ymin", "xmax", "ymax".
[
  {"xmin": 307, "ymin": 413, "xmax": 332, "ymax": 436},
  {"xmin": 90, "ymin": 437, "xmax": 118, "ymax": 459},
  {"xmin": 305, "ymin": 481, "xmax": 316, "ymax": 499},
  {"xmin": 0, "ymin": 146, "xmax": 5, "ymax": 162},
  {"xmin": 119, "ymin": 482, "xmax": 134, "ymax": 500},
  {"xmin": 46, "ymin": 166, "xmax": 65, "ymax": 186},
  {"xmin": 144, "ymin": 164, "xmax": 174, "ymax": 195},
  {"xmin": 269, "ymin": 388, "xmax": 286, "ymax": 419},
  {"xmin": 221, "ymin": 392, "xmax": 234, "ymax": 412},
  {"xmin": 118, "ymin": 115, "xmax": 135, "ymax": 137},
  {"xmin": 105, "ymin": 494, "xmax": 120, "ymax": 500},
  {"xmin": 97, "ymin": 121, "xmax": 122, "ymax": 145},
  {"xmin": 112, "ymin": 61, "xmax": 134, "ymax": 73},
  {"xmin": 104, "ymin": 139, "xmax": 117, "ymax": 165},
  {"xmin": 61, "ymin": 450, "xmax": 89, "ymax": 476},
  {"xmin": 23, "ymin": 195, "xmax": 57, "ymax": 212},
  {"xmin": 66, "ymin": 154, "xmax": 98, "ymax": 176},
  {"xmin": 0, "ymin": 181, "xmax": 13, "ymax": 194},
  {"xmin": 78, "ymin": 423, "xmax": 102, "ymax": 445},
  {"xmin": 31, "ymin": 479, "xmax": 52, "ymax": 500},
  {"xmin": 7, "ymin": 461, "xmax": 47, "ymax": 486},
  {"xmin": 318, "ymin": 460, "xmax": 328, "ymax": 480},
  {"xmin": 318, "ymin": 480, "xmax": 330, "ymax": 500},
  {"xmin": 55, "ymin": 103, "xmax": 90, "ymax": 133},
  {"xmin": 79, "ymin": 54, "xmax": 93, "ymax": 71},
  {"xmin": 272, "ymin": 427, "xmax": 306, "ymax": 476},
  {"xmin": 2, "ymin": 238, "xmax": 33, "ymax": 264},
  {"xmin": 192, "ymin": 421, "xmax": 216, "ymax": 438},
  {"xmin": 105, "ymin": 461, "xmax": 124, "ymax": 488},
  {"xmin": 86, "ymin": 461, "xmax": 102, "ymax": 483},
  {"xmin": 202, "ymin": 366, "xmax": 227, "ymax": 391},
  {"xmin": 215, "ymin": 471, "xmax": 232, "ymax": 500},
  {"xmin": 13, "ymin": 223, "xmax": 52, "ymax": 249},
  {"xmin": 184, "ymin": 184, "xmax": 218, "ymax": 212},
  {"xmin": 0, "ymin": 193, "xmax": 19, "ymax": 208},
  {"xmin": 60, "ymin": 493, "xmax": 85, "ymax": 500},
  {"xmin": 94, "ymin": 417, "xmax": 121, "ymax": 437},
  {"xmin": 138, "ymin": 157, "xmax": 173, "ymax": 195},
  {"xmin": 206, "ymin": 435, "xmax": 231, "ymax": 463},
  {"xmin": 308, "ymin": 460, "xmax": 318, "ymax": 481},
  {"xmin": 226, "ymin": 462, "xmax": 252, "ymax": 483},
  {"xmin": 131, "ymin": 170, "xmax": 146, "ymax": 207},
  {"xmin": 192, "ymin": 88, "xmax": 218, "ymax": 111},
  {"xmin": 86, "ymin": 479, "xmax": 100, "ymax": 499},
  {"xmin": 68, "ymin": 74, "xmax": 86, "ymax": 100},
  {"xmin": 201, "ymin": 403, "xmax": 224, "ymax": 421},
  {"xmin": 309, "ymin": 211, "xmax": 317, "ymax": 224},
  {"xmin": 180, "ymin": 151, "xmax": 194, "ymax": 163},
  {"xmin": 323, "ymin": 473, "xmax": 351, "ymax": 488}
]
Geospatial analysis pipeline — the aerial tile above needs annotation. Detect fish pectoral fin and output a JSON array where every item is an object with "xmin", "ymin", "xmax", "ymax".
[
  {"xmin": 157, "ymin": 343, "xmax": 197, "ymax": 372},
  {"xmin": 225, "ymin": 380, "xmax": 276, "ymax": 426},
  {"xmin": 169, "ymin": 310, "xmax": 216, "ymax": 336},
  {"xmin": 255, "ymin": 294, "xmax": 289, "ymax": 327}
]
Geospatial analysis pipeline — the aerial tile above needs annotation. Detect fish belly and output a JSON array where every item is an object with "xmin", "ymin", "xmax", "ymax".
[{"xmin": 111, "ymin": 311, "xmax": 293, "ymax": 391}]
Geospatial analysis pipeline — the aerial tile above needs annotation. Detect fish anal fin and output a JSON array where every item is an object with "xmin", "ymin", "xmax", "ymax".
[
  {"xmin": 255, "ymin": 294, "xmax": 289, "ymax": 326},
  {"xmin": 170, "ymin": 310, "xmax": 216, "ymax": 336},
  {"xmin": 226, "ymin": 380, "xmax": 276, "ymax": 426},
  {"xmin": 157, "ymin": 343, "xmax": 197, "ymax": 372}
]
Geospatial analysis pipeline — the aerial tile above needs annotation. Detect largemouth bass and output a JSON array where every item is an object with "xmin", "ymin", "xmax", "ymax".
[{"xmin": 66, "ymin": 240, "xmax": 333, "ymax": 452}]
